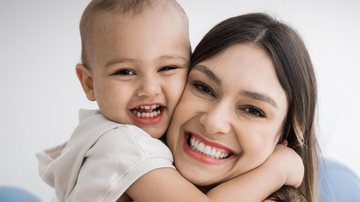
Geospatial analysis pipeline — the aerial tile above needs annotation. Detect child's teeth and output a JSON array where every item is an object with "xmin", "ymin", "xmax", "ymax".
[
  {"xmin": 134, "ymin": 109, "xmax": 161, "ymax": 118},
  {"xmin": 133, "ymin": 105, "xmax": 163, "ymax": 118}
]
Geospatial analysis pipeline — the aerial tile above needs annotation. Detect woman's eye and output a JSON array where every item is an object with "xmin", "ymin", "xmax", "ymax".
[
  {"xmin": 192, "ymin": 81, "xmax": 216, "ymax": 98},
  {"xmin": 159, "ymin": 66, "xmax": 178, "ymax": 72},
  {"xmin": 113, "ymin": 68, "xmax": 136, "ymax": 76},
  {"xmin": 241, "ymin": 106, "xmax": 266, "ymax": 118}
]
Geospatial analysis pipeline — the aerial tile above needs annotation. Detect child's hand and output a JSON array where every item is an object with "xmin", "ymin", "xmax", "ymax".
[{"xmin": 271, "ymin": 144, "xmax": 304, "ymax": 187}]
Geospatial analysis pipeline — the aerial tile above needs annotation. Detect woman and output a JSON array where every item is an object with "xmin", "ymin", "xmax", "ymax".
[{"xmin": 167, "ymin": 13, "xmax": 319, "ymax": 201}]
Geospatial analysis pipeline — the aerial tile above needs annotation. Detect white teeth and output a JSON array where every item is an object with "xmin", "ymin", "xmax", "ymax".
[
  {"xmin": 134, "ymin": 109, "xmax": 161, "ymax": 118},
  {"xmin": 189, "ymin": 136, "xmax": 229, "ymax": 159},
  {"xmin": 204, "ymin": 145, "xmax": 211, "ymax": 154},
  {"xmin": 137, "ymin": 104, "xmax": 160, "ymax": 110},
  {"xmin": 198, "ymin": 142, "xmax": 205, "ymax": 151}
]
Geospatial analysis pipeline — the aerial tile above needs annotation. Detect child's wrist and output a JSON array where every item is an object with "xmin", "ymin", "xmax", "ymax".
[{"xmin": 263, "ymin": 153, "xmax": 288, "ymax": 187}]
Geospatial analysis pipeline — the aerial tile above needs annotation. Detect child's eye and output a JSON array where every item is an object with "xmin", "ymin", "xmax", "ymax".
[
  {"xmin": 239, "ymin": 105, "xmax": 266, "ymax": 118},
  {"xmin": 191, "ymin": 81, "xmax": 216, "ymax": 98},
  {"xmin": 113, "ymin": 68, "xmax": 136, "ymax": 76},
  {"xmin": 158, "ymin": 66, "xmax": 178, "ymax": 72}
]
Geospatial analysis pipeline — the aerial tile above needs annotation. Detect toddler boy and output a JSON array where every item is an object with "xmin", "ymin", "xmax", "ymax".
[{"xmin": 37, "ymin": 0, "xmax": 190, "ymax": 201}]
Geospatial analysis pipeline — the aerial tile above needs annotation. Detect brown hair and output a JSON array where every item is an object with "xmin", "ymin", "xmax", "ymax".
[
  {"xmin": 79, "ymin": 0, "xmax": 187, "ymax": 68},
  {"xmin": 191, "ymin": 13, "xmax": 319, "ymax": 202}
]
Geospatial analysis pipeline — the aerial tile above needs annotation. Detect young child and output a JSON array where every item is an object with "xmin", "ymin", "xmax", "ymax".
[
  {"xmin": 37, "ymin": 0, "xmax": 189, "ymax": 201},
  {"xmin": 36, "ymin": 1, "xmax": 303, "ymax": 201}
]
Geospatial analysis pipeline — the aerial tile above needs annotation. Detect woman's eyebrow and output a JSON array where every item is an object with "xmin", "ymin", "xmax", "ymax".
[
  {"xmin": 239, "ymin": 90, "xmax": 278, "ymax": 108},
  {"xmin": 193, "ymin": 64, "xmax": 278, "ymax": 108},
  {"xmin": 193, "ymin": 64, "xmax": 221, "ymax": 84}
]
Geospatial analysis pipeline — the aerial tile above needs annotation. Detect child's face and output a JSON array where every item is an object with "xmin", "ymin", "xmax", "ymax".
[
  {"xmin": 167, "ymin": 43, "xmax": 288, "ymax": 185},
  {"xmin": 78, "ymin": 8, "xmax": 190, "ymax": 138}
]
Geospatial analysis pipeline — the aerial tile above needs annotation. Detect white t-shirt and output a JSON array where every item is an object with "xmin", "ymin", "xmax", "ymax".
[{"xmin": 36, "ymin": 109, "xmax": 174, "ymax": 202}]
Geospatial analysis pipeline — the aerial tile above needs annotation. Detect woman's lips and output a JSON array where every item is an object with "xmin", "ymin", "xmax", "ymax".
[{"xmin": 183, "ymin": 131, "xmax": 236, "ymax": 165}]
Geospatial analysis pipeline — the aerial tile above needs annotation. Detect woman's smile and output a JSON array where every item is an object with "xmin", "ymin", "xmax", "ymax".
[{"xmin": 183, "ymin": 131, "xmax": 237, "ymax": 164}]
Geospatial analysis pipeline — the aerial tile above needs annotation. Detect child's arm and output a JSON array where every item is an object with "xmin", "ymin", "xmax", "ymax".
[
  {"xmin": 127, "ymin": 168, "xmax": 210, "ymax": 202},
  {"xmin": 126, "ymin": 144, "xmax": 304, "ymax": 202},
  {"xmin": 206, "ymin": 144, "xmax": 304, "ymax": 202}
]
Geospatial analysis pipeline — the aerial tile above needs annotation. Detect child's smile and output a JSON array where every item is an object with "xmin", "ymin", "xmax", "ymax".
[{"xmin": 130, "ymin": 103, "xmax": 166, "ymax": 124}]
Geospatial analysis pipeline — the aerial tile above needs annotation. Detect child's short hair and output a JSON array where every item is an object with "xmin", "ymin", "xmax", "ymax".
[{"xmin": 79, "ymin": 0, "xmax": 187, "ymax": 68}]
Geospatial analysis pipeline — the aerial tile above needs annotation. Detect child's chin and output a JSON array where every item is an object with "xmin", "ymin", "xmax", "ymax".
[{"xmin": 147, "ymin": 128, "xmax": 166, "ymax": 139}]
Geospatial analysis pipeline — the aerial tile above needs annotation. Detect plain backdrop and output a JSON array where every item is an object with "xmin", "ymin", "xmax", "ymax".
[{"xmin": 1, "ymin": 1, "xmax": 359, "ymax": 201}]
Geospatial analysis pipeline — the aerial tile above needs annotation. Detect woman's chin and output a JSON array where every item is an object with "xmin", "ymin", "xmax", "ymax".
[{"xmin": 177, "ymin": 166, "xmax": 218, "ymax": 186}]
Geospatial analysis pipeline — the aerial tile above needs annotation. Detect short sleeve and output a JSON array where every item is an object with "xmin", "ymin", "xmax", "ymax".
[{"xmin": 67, "ymin": 125, "xmax": 174, "ymax": 202}]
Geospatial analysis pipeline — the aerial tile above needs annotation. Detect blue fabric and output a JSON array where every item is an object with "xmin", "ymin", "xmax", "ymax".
[
  {"xmin": 0, "ymin": 186, "xmax": 41, "ymax": 202},
  {"xmin": 318, "ymin": 159, "xmax": 360, "ymax": 202}
]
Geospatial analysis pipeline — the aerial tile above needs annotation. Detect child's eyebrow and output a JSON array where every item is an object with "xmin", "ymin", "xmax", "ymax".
[
  {"xmin": 105, "ymin": 55, "xmax": 188, "ymax": 68},
  {"xmin": 158, "ymin": 55, "xmax": 189, "ymax": 63},
  {"xmin": 105, "ymin": 58, "xmax": 136, "ymax": 68}
]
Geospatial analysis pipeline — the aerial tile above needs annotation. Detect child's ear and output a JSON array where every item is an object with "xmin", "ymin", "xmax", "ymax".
[{"xmin": 75, "ymin": 64, "xmax": 96, "ymax": 101}]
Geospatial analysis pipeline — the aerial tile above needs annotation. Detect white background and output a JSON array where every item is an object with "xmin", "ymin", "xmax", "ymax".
[{"xmin": 1, "ymin": 1, "xmax": 359, "ymax": 201}]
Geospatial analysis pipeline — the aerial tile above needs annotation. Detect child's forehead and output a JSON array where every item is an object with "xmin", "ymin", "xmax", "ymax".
[
  {"xmin": 79, "ymin": 0, "xmax": 189, "ymax": 65},
  {"xmin": 87, "ymin": 14, "xmax": 191, "ymax": 66},
  {"xmin": 82, "ymin": 2, "xmax": 190, "ymax": 68},
  {"xmin": 86, "ymin": 10, "xmax": 184, "ymax": 42},
  {"xmin": 89, "ymin": 5, "xmax": 189, "ymax": 40},
  {"xmin": 98, "ymin": 2, "xmax": 185, "ymax": 21},
  {"xmin": 89, "ymin": 8, "xmax": 189, "ymax": 44}
]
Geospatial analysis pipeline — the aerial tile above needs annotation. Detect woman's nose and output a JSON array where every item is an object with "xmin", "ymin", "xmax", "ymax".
[
  {"xmin": 199, "ymin": 103, "xmax": 231, "ymax": 135},
  {"xmin": 136, "ymin": 75, "xmax": 161, "ymax": 97}
]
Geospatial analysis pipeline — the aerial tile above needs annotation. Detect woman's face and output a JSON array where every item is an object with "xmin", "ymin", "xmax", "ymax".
[{"xmin": 167, "ymin": 43, "xmax": 288, "ymax": 186}]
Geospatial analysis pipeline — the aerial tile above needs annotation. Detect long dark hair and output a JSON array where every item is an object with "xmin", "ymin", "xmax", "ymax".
[{"xmin": 191, "ymin": 13, "xmax": 319, "ymax": 202}]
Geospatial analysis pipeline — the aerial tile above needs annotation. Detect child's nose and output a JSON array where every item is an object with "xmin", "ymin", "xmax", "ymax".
[
  {"xmin": 199, "ymin": 103, "xmax": 231, "ymax": 135},
  {"xmin": 136, "ymin": 76, "xmax": 161, "ymax": 97}
]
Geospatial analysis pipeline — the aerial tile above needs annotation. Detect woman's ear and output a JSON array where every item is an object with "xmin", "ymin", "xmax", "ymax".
[{"xmin": 75, "ymin": 64, "xmax": 96, "ymax": 101}]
